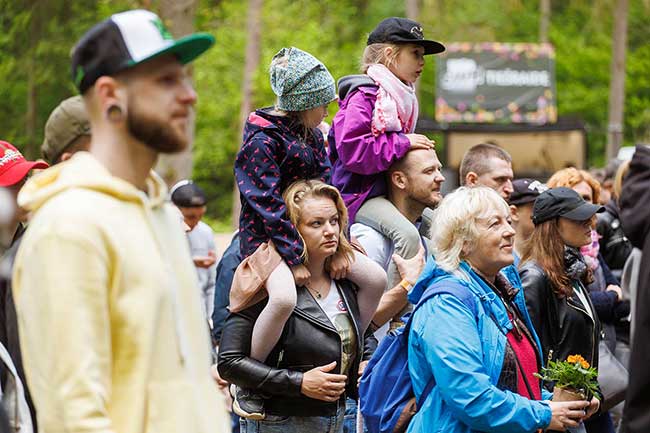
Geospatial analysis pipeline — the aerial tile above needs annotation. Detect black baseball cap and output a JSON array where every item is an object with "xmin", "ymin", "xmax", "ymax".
[
  {"xmin": 367, "ymin": 17, "xmax": 445, "ymax": 55},
  {"xmin": 71, "ymin": 9, "xmax": 215, "ymax": 93},
  {"xmin": 532, "ymin": 187, "xmax": 604, "ymax": 226},
  {"xmin": 509, "ymin": 178, "xmax": 548, "ymax": 206},
  {"xmin": 170, "ymin": 180, "xmax": 207, "ymax": 207}
]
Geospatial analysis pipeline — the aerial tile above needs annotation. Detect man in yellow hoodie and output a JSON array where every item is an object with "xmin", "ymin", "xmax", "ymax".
[{"xmin": 12, "ymin": 9, "xmax": 230, "ymax": 433}]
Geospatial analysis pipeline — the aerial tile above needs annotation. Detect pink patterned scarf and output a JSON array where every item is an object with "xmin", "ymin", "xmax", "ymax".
[
  {"xmin": 580, "ymin": 229, "xmax": 602, "ymax": 271},
  {"xmin": 366, "ymin": 64, "xmax": 418, "ymax": 136}
]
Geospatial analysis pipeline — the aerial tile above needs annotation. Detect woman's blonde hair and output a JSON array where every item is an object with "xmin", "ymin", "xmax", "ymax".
[
  {"xmin": 282, "ymin": 179, "xmax": 354, "ymax": 265},
  {"xmin": 361, "ymin": 43, "xmax": 404, "ymax": 73},
  {"xmin": 613, "ymin": 159, "xmax": 631, "ymax": 200},
  {"xmin": 431, "ymin": 187, "xmax": 510, "ymax": 272},
  {"xmin": 547, "ymin": 167, "xmax": 601, "ymax": 204}
]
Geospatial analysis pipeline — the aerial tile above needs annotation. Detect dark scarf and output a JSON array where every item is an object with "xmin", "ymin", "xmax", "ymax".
[
  {"xmin": 493, "ymin": 273, "xmax": 520, "ymax": 303},
  {"xmin": 564, "ymin": 246, "xmax": 589, "ymax": 282},
  {"xmin": 479, "ymin": 273, "xmax": 539, "ymax": 397}
]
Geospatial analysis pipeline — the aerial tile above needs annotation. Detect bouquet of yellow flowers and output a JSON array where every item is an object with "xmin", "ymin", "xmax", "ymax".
[{"xmin": 534, "ymin": 354, "xmax": 599, "ymax": 401}]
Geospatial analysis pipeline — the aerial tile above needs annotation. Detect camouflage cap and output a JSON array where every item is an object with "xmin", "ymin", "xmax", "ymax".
[{"xmin": 41, "ymin": 96, "xmax": 91, "ymax": 165}]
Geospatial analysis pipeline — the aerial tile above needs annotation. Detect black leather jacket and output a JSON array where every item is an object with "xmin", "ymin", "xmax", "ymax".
[
  {"xmin": 519, "ymin": 261, "xmax": 601, "ymax": 369},
  {"xmin": 217, "ymin": 279, "xmax": 377, "ymax": 417},
  {"xmin": 596, "ymin": 200, "xmax": 633, "ymax": 273}
]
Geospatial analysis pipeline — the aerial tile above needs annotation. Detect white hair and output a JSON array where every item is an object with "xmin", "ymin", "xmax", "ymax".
[{"xmin": 430, "ymin": 186, "xmax": 510, "ymax": 272}]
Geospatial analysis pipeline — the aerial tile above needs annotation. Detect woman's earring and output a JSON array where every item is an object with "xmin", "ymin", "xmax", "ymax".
[{"xmin": 106, "ymin": 104, "xmax": 124, "ymax": 122}]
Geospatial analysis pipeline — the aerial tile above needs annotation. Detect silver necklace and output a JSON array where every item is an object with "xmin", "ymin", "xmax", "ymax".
[
  {"xmin": 307, "ymin": 279, "xmax": 329, "ymax": 300},
  {"xmin": 310, "ymin": 287, "xmax": 323, "ymax": 299}
]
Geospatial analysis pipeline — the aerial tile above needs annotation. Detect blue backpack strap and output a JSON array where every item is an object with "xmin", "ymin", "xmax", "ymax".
[
  {"xmin": 409, "ymin": 279, "xmax": 478, "ymax": 408},
  {"xmin": 413, "ymin": 278, "xmax": 478, "ymax": 317},
  {"xmin": 415, "ymin": 376, "xmax": 436, "ymax": 409}
]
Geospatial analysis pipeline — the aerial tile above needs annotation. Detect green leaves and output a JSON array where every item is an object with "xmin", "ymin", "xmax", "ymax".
[{"xmin": 535, "ymin": 356, "xmax": 600, "ymax": 399}]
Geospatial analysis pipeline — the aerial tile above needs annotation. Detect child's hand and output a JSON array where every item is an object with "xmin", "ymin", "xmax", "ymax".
[
  {"xmin": 406, "ymin": 134, "xmax": 435, "ymax": 150},
  {"xmin": 290, "ymin": 264, "xmax": 311, "ymax": 286},
  {"xmin": 393, "ymin": 244, "xmax": 425, "ymax": 287},
  {"xmin": 329, "ymin": 251, "xmax": 351, "ymax": 280}
]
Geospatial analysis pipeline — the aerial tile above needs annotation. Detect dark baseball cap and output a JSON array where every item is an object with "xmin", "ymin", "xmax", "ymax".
[
  {"xmin": 170, "ymin": 180, "xmax": 207, "ymax": 207},
  {"xmin": 367, "ymin": 17, "xmax": 445, "ymax": 55},
  {"xmin": 509, "ymin": 178, "xmax": 548, "ymax": 206},
  {"xmin": 71, "ymin": 9, "xmax": 214, "ymax": 93},
  {"xmin": 532, "ymin": 187, "xmax": 604, "ymax": 226}
]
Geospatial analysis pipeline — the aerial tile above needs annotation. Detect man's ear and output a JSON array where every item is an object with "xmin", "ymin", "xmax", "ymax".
[
  {"xmin": 465, "ymin": 171, "xmax": 478, "ymax": 186},
  {"xmin": 94, "ymin": 76, "xmax": 119, "ymax": 103},
  {"xmin": 509, "ymin": 205, "xmax": 520, "ymax": 222},
  {"xmin": 94, "ymin": 76, "xmax": 128, "ymax": 116},
  {"xmin": 390, "ymin": 170, "xmax": 408, "ymax": 190}
]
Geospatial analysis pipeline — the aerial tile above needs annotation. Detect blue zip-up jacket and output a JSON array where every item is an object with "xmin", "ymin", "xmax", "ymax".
[{"xmin": 406, "ymin": 257, "xmax": 552, "ymax": 433}]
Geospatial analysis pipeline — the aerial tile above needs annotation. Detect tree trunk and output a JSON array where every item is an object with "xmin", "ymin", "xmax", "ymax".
[
  {"xmin": 406, "ymin": 0, "xmax": 419, "ymax": 20},
  {"xmin": 539, "ymin": 0, "xmax": 550, "ymax": 43},
  {"xmin": 406, "ymin": 0, "xmax": 420, "ymax": 97},
  {"xmin": 231, "ymin": 0, "xmax": 263, "ymax": 228},
  {"xmin": 606, "ymin": 0, "xmax": 629, "ymax": 160},
  {"xmin": 25, "ymin": 1, "xmax": 41, "ymax": 160},
  {"xmin": 155, "ymin": 0, "xmax": 198, "ymax": 187}
]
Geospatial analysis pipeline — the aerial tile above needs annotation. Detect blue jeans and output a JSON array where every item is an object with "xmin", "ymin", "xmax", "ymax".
[
  {"xmin": 231, "ymin": 412, "xmax": 240, "ymax": 433},
  {"xmin": 343, "ymin": 398, "xmax": 357, "ymax": 433},
  {"xmin": 241, "ymin": 401, "xmax": 345, "ymax": 433}
]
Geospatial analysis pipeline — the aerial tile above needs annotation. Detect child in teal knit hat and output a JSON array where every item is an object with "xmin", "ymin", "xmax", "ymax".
[{"xmin": 228, "ymin": 47, "xmax": 387, "ymax": 420}]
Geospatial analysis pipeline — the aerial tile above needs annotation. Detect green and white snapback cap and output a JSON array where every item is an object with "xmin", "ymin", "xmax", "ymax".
[{"xmin": 71, "ymin": 9, "xmax": 214, "ymax": 93}]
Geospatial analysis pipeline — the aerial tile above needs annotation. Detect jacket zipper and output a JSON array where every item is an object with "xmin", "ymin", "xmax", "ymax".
[
  {"xmin": 567, "ymin": 284, "xmax": 597, "ymax": 365},
  {"xmin": 605, "ymin": 236, "xmax": 627, "ymax": 249}
]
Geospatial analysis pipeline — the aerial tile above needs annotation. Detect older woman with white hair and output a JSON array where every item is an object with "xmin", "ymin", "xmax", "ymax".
[{"xmin": 405, "ymin": 186, "xmax": 589, "ymax": 433}]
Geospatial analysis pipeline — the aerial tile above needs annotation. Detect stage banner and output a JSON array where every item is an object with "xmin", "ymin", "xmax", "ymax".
[{"xmin": 435, "ymin": 42, "xmax": 556, "ymax": 124}]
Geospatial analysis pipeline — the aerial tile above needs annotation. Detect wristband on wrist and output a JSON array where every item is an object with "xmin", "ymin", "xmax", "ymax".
[{"xmin": 399, "ymin": 278, "xmax": 414, "ymax": 293}]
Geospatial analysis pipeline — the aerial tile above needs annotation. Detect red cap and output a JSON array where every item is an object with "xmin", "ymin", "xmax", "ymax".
[{"xmin": 0, "ymin": 141, "xmax": 49, "ymax": 187}]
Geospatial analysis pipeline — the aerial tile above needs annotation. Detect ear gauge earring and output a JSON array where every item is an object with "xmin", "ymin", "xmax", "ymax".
[{"xmin": 106, "ymin": 104, "xmax": 124, "ymax": 122}]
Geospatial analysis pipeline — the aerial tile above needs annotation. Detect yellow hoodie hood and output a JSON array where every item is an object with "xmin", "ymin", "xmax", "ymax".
[{"xmin": 18, "ymin": 151, "xmax": 167, "ymax": 213}]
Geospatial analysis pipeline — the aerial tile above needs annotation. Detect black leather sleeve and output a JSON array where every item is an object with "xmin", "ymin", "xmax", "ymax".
[
  {"xmin": 520, "ymin": 264, "xmax": 558, "ymax": 361},
  {"xmin": 361, "ymin": 327, "xmax": 378, "ymax": 362},
  {"xmin": 519, "ymin": 265, "xmax": 547, "ymax": 335},
  {"xmin": 217, "ymin": 305, "xmax": 304, "ymax": 397}
]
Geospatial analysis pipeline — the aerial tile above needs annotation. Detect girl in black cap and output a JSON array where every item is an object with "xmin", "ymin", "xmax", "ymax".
[
  {"xmin": 519, "ymin": 187, "xmax": 605, "ymax": 432},
  {"xmin": 329, "ymin": 17, "xmax": 443, "ymax": 286}
]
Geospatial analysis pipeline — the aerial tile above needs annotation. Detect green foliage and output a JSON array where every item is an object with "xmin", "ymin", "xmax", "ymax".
[
  {"xmin": 534, "ymin": 354, "xmax": 599, "ymax": 399},
  {"xmin": 1, "ymin": 0, "xmax": 649, "ymax": 225},
  {"xmin": 0, "ymin": 0, "xmax": 134, "ymax": 159}
]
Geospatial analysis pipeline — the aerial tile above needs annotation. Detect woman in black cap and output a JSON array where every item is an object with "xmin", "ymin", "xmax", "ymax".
[{"xmin": 519, "ymin": 187, "xmax": 605, "ymax": 431}]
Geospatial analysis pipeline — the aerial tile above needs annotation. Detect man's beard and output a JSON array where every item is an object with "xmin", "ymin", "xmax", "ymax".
[
  {"xmin": 408, "ymin": 187, "xmax": 441, "ymax": 211},
  {"xmin": 126, "ymin": 99, "xmax": 188, "ymax": 154}
]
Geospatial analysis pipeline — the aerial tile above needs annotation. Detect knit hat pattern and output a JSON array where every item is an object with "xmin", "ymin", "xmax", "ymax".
[{"xmin": 269, "ymin": 47, "xmax": 336, "ymax": 112}]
